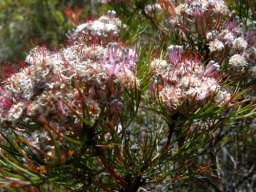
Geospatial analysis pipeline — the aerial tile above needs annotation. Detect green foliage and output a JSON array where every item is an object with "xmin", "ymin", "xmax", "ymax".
[
  {"xmin": 227, "ymin": 0, "xmax": 256, "ymax": 22},
  {"xmin": 0, "ymin": 0, "xmax": 98, "ymax": 62}
]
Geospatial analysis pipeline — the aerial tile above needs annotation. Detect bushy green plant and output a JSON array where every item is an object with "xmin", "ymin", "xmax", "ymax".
[{"xmin": 0, "ymin": 0, "xmax": 255, "ymax": 191}]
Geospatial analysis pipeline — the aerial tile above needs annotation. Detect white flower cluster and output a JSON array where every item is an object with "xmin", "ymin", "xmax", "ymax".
[
  {"xmin": 165, "ymin": 0, "xmax": 231, "ymax": 54},
  {"xmin": 0, "ymin": 13, "xmax": 138, "ymax": 125},
  {"xmin": 207, "ymin": 21, "xmax": 256, "ymax": 73},
  {"xmin": 183, "ymin": 0, "xmax": 229, "ymax": 15},
  {"xmin": 150, "ymin": 46, "xmax": 230, "ymax": 111},
  {"xmin": 166, "ymin": 0, "xmax": 256, "ymax": 77},
  {"xmin": 208, "ymin": 39, "xmax": 224, "ymax": 52},
  {"xmin": 206, "ymin": 28, "xmax": 249, "ymax": 53},
  {"xmin": 69, "ymin": 10, "xmax": 122, "ymax": 40},
  {"xmin": 170, "ymin": 0, "xmax": 229, "ymax": 26},
  {"xmin": 229, "ymin": 54, "xmax": 248, "ymax": 68},
  {"xmin": 0, "ymin": 43, "xmax": 137, "ymax": 124}
]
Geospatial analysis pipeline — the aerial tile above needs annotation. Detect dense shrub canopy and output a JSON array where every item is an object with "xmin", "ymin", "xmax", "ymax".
[{"xmin": 0, "ymin": 0, "xmax": 255, "ymax": 191}]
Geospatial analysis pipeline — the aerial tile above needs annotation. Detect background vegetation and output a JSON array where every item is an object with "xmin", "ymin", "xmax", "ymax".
[{"xmin": 0, "ymin": 0, "xmax": 99, "ymax": 62}]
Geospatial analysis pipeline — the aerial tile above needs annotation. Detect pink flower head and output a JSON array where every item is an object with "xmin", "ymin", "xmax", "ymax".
[
  {"xmin": 103, "ymin": 42, "xmax": 137, "ymax": 75},
  {"xmin": 204, "ymin": 60, "xmax": 220, "ymax": 77},
  {"xmin": 246, "ymin": 32, "xmax": 256, "ymax": 46},
  {"xmin": 191, "ymin": 4, "xmax": 202, "ymax": 17},
  {"xmin": 226, "ymin": 18, "xmax": 242, "ymax": 34},
  {"xmin": 104, "ymin": 62, "xmax": 122, "ymax": 75},
  {"xmin": 121, "ymin": 48, "xmax": 137, "ymax": 71},
  {"xmin": 107, "ymin": 42, "xmax": 118, "ymax": 62},
  {"xmin": 57, "ymin": 99, "xmax": 68, "ymax": 117},
  {"xmin": 167, "ymin": 45, "xmax": 183, "ymax": 65},
  {"xmin": 150, "ymin": 47, "xmax": 229, "ymax": 111}
]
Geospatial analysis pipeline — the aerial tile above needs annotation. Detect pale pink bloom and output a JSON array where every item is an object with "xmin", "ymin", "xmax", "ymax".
[
  {"xmin": 167, "ymin": 45, "xmax": 183, "ymax": 65},
  {"xmin": 204, "ymin": 60, "xmax": 220, "ymax": 77},
  {"xmin": 209, "ymin": 39, "xmax": 224, "ymax": 52},
  {"xmin": 69, "ymin": 11, "xmax": 122, "ymax": 40},
  {"xmin": 229, "ymin": 54, "xmax": 248, "ymax": 68},
  {"xmin": 150, "ymin": 47, "xmax": 229, "ymax": 111},
  {"xmin": 232, "ymin": 37, "xmax": 248, "ymax": 50}
]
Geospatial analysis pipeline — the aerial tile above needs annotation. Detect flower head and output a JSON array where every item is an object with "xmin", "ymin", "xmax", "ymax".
[
  {"xmin": 68, "ymin": 10, "xmax": 123, "ymax": 42},
  {"xmin": 0, "ymin": 11, "xmax": 139, "ymax": 127},
  {"xmin": 150, "ymin": 47, "xmax": 229, "ymax": 112}
]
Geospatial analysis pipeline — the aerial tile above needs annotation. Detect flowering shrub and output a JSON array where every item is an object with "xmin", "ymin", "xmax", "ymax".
[
  {"xmin": 0, "ymin": 0, "xmax": 255, "ymax": 191},
  {"xmin": 168, "ymin": 0, "xmax": 256, "ymax": 82}
]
